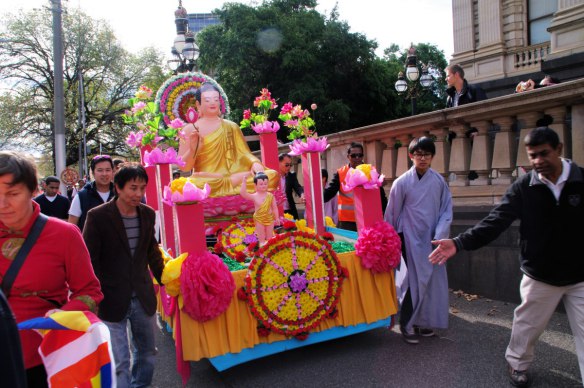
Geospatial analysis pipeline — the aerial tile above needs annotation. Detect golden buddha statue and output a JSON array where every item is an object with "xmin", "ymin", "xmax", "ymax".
[{"xmin": 178, "ymin": 83, "xmax": 279, "ymax": 197}]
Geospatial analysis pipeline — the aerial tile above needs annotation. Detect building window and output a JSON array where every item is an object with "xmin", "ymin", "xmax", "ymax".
[{"xmin": 528, "ymin": 0, "xmax": 557, "ymax": 45}]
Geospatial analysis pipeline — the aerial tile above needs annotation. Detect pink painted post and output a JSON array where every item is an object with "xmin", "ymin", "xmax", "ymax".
[
  {"xmin": 156, "ymin": 164, "xmax": 177, "ymax": 255},
  {"xmin": 176, "ymin": 203, "xmax": 206, "ymax": 255},
  {"xmin": 139, "ymin": 146, "xmax": 159, "ymax": 211},
  {"xmin": 353, "ymin": 187, "xmax": 383, "ymax": 232},
  {"xmin": 259, "ymin": 132, "xmax": 279, "ymax": 172},
  {"xmin": 301, "ymin": 152, "xmax": 325, "ymax": 234}
]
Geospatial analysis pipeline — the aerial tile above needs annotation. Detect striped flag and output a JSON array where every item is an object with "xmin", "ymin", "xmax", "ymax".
[{"xmin": 18, "ymin": 311, "xmax": 116, "ymax": 388}]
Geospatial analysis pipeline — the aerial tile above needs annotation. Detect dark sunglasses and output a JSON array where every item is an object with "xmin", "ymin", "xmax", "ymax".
[
  {"xmin": 349, "ymin": 153, "xmax": 363, "ymax": 158},
  {"xmin": 284, "ymin": 163, "xmax": 292, "ymax": 167}
]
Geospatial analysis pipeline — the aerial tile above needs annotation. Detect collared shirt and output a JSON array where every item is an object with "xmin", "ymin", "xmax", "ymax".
[
  {"xmin": 280, "ymin": 174, "xmax": 289, "ymax": 210},
  {"xmin": 539, "ymin": 159, "xmax": 570, "ymax": 202}
]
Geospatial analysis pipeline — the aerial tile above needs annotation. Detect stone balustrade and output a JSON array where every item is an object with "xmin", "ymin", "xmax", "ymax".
[
  {"xmin": 274, "ymin": 78, "xmax": 584, "ymax": 207},
  {"xmin": 511, "ymin": 42, "xmax": 550, "ymax": 69}
]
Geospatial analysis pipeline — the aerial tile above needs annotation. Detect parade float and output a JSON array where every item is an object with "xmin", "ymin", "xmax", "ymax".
[{"xmin": 125, "ymin": 73, "xmax": 399, "ymax": 381}]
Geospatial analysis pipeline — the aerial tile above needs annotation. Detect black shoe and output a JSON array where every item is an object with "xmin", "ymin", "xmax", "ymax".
[
  {"xmin": 400, "ymin": 326, "xmax": 419, "ymax": 344},
  {"xmin": 509, "ymin": 367, "xmax": 529, "ymax": 387},
  {"xmin": 414, "ymin": 326, "xmax": 435, "ymax": 337}
]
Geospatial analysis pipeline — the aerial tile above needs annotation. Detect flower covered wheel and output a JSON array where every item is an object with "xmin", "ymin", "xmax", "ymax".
[
  {"xmin": 242, "ymin": 231, "xmax": 346, "ymax": 339},
  {"xmin": 220, "ymin": 219, "xmax": 258, "ymax": 261}
]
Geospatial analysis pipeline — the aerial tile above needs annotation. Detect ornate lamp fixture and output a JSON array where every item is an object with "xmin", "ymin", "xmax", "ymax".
[
  {"xmin": 167, "ymin": 1, "xmax": 199, "ymax": 73},
  {"xmin": 394, "ymin": 45, "xmax": 437, "ymax": 115}
]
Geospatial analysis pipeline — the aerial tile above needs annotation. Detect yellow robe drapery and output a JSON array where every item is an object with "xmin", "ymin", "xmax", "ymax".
[
  {"xmin": 253, "ymin": 193, "xmax": 275, "ymax": 225},
  {"xmin": 187, "ymin": 119, "xmax": 278, "ymax": 197}
]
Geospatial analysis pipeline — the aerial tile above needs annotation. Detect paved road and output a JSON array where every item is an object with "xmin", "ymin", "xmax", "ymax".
[{"xmin": 151, "ymin": 291, "xmax": 582, "ymax": 387}]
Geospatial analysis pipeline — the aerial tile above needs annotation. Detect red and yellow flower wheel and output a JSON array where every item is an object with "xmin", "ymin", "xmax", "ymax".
[
  {"xmin": 220, "ymin": 219, "xmax": 257, "ymax": 261},
  {"xmin": 242, "ymin": 231, "xmax": 346, "ymax": 339}
]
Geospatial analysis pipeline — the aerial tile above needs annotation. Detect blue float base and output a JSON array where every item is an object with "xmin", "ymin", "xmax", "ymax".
[{"xmin": 208, "ymin": 317, "xmax": 392, "ymax": 371}]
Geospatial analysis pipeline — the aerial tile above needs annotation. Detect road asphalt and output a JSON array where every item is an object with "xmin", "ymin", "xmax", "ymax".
[{"xmin": 151, "ymin": 290, "xmax": 582, "ymax": 387}]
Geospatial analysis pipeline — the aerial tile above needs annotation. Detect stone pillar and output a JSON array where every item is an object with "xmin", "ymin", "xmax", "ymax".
[
  {"xmin": 380, "ymin": 139, "xmax": 398, "ymax": 186},
  {"xmin": 452, "ymin": 0, "xmax": 475, "ymax": 55},
  {"xmin": 491, "ymin": 116, "xmax": 517, "ymax": 185},
  {"xmin": 545, "ymin": 106, "xmax": 569, "ymax": 158},
  {"xmin": 395, "ymin": 135, "xmax": 412, "ymax": 178},
  {"xmin": 429, "ymin": 129, "xmax": 450, "ymax": 178},
  {"xmin": 448, "ymin": 124, "xmax": 471, "ymax": 187},
  {"xmin": 572, "ymin": 104, "xmax": 584, "ymax": 166},
  {"xmin": 477, "ymin": 0, "xmax": 503, "ymax": 48},
  {"xmin": 469, "ymin": 120, "xmax": 492, "ymax": 186},
  {"xmin": 548, "ymin": 1, "xmax": 584, "ymax": 56},
  {"xmin": 365, "ymin": 140, "xmax": 385, "ymax": 171},
  {"xmin": 515, "ymin": 112, "xmax": 541, "ymax": 170}
]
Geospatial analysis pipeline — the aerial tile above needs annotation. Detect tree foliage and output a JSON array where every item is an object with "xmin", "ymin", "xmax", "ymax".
[
  {"xmin": 197, "ymin": 0, "xmax": 448, "ymax": 138},
  {"xmin": 0, "ymin": 8, "xmax": 167, "ymax": 169}
]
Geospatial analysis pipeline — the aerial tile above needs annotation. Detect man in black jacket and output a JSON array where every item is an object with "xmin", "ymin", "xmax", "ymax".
[
  {"xmin": 445, "ymin": 64, "xmax": 487, "ymax": 107},
  {"xmin": 34, "ymin": 176, "xmax": 70, "ymax": 219},
  {"xmin": 68, "ymin": 155, "xmax": 115, "ymax": 231},
  {"xmin": 279, "ymin": 153, "xmax": 304, "ymax": 219},
  {"xmin": 430, "ymin": 127, "xmax": 584, "ymax": 387}
]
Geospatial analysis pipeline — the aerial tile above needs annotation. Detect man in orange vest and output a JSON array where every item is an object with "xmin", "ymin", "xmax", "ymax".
[{"xmin": 323, "ymin": 142, "xmax": 387, "ymax": 231}]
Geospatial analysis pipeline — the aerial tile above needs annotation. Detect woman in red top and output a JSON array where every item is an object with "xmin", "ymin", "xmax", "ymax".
[{"xmin": 0, "ymin": 151, "xmax": 103, "ymax": 387}]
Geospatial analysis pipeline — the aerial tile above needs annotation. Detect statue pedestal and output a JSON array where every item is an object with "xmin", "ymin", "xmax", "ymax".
[
  {"xmin": 301, "ymin": 152, "xmax": 325, "ymax": 234},
  {"xmin": 140, "ymin": 146, "xmax": 159, "ymax": 211},
  {"xmin": 259, "ymin": 132, "xmax": 279, "ymax": 172},
  {"xmin": 354, "ymin": 187, "xmax": 383, "ymax": 232},
  {"xmin": 176, "ymin": 203, "xmax": 206, "ymax": 255}
]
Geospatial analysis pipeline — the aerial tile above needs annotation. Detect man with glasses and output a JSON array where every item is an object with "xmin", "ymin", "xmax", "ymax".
[
  {"xmin": 279, "ymin": 153, "xmax": 304, "ymax": 220},
  {"xmin": 33, "ymin": 176, "xmax": 70, "ymax": 220},
  {"xmin": 324, "ymin": 142, "xmax": 387, "ymax": 231},
  {"xmin": 68, "ymin": 155, "xmax": 115, "ymax": 231},
  {"xmin": 385, "ymin": 137, "xmax": 453, "ymax": 344}
]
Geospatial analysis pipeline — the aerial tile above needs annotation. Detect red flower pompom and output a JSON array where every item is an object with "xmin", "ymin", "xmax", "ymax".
[
  {"xmin": 355, "ymin": 221, "xmax": 401, "ymax": 273},
  {"xmin": 322, "ymin": 232, "xmax": 334, "ymax": 241},
  {"xmin": 237, "ymin": 287, "xmax": 247, "ymax": 301},
  {"xmin": 213, "ymin": 242, "xmax": 224, "ymax": 254},
  {"xmin": 180, "ymin": 252, "xmax": 236, "ymax": 322},
  {"xmin": 282, "ymin": 220, "xmax": 296, "ymax": 230},
  {"xmin": 235, "ymin": 251, "xmax": 247, "ymax": 263}
]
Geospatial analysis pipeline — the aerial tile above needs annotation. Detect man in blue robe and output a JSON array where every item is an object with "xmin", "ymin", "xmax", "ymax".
[{"xmin": 384, "ymin": 136, "xmax": 453, "ymax": 344}]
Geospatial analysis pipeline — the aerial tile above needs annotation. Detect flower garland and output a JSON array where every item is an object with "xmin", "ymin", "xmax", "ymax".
[
  {"xmin": 155, "ymin": 72, "xmax": 230, "ymax": 127},
  {"xmin": 354, "ymin": 221, "xmax": 401, "ymax": 273},
  {"xmin": 240, "ymin": 230, "xmax": 346, "ymax": 339},
  {"xmin": 219, "ymin": 219, "xmax": 258, "ymax": 262}
]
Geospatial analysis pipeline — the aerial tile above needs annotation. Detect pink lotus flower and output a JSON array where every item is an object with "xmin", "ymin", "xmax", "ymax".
[
  {"xmin": 280, "ymin": 102, "xmax": 293, "ymax": 115},
  {"xmin": 288, "ymin": 137, "xmax": 329, "ymax": 156},
  {"xmin": 163, "ymin": 182, "xmax": 211, "ymax": 205},
  {"xmin": 151, "ymin": 135, "xmax": 164, "ymax": 147},
  {"xmin": 126, "ymin": 131, "xmax": 144, "ymax": 148},
  {"xmin": 284, "ymin": 119, "xmax": 298, "ymax": 127},
  {"xmin": 251, "ymin": 121, "xmax": 280, "ymax": 134},
  {"xmin": 169, "ymin": 118, "xmax": 185, "ymax": 129},
  {"xmin": 243, "ymin": 109, "xmax": 251, "ymax": 119},
  {"xmin": 341, "ymin": 164, "xmax": 385, "ymax": 191},
  {"xmin": 131, "ymin": 101, "xmax": 146, "ymax": 113},
  {"xmin": 185, "ymin": 107, "xmax": 198, "ymax": 124},
  {"xmin": 143, "ymin": 147, "xmax": 186, "ymax": 167}
]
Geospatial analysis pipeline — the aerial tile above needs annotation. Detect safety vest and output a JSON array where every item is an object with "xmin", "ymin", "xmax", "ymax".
[{"xmin": 337, "ymin": 165, "xmax": 355, "ymax": 222}]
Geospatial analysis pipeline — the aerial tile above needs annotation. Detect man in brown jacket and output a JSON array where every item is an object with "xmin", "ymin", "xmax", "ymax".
[{"xmin": 83, "ymin": 163, "xmax": 164, "ymax": 388}]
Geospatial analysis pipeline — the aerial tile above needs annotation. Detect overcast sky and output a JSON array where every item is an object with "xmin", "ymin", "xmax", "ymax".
[{"xmin": 1, "ymin": 0, "xmax": 454, "ymax": 60}]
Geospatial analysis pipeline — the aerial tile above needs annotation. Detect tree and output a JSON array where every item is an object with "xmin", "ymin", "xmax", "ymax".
[
  {"xmin": 197, "ymin": 0, "xmax": 399, "ymax": 139},
  {"xmin": 0, "ymin": 8, "xmax": 167, "ymax": 170}
]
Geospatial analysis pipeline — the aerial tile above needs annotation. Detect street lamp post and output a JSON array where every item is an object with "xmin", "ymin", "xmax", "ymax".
[
  {"xmin": 168, "ymin": 1, "xmax": 199, "ymax": 73},
  {"xmin": 394, "ymin": 45, "xmax": 436, "ymax": 116}
]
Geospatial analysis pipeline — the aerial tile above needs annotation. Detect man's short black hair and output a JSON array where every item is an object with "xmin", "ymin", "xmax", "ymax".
[
  {"xmin": 90, "ymin": 155, "xmax": 114, "ymax": 173},
  {"xmin": 321, "ymin": 168, "xmax": 329, "ymax": 181},
  {"xmin": 113, "ymin": 158, "xmax": 125, "ymax": 168},
  {"xmin": 279, "ymin": 153, "xmax": 291, "ymax": 161},
  {"xmin": 44, "ymin": 176, "xmax": 60, "ymax": 185},
  {"xmin": 0, "ymin": 151, "xmax": 38, "ymax": 193},
  {"xmin": 524, "ymin": 127, "xmax": 560, "ymax": 149},
  {"xmin": 347, "ymin": 142, "xmax": 363, "ymax": 154},
  {"xmin": 253, "ymin": 172, "xmax": 269, "ymax": 184},
  {"xmin": 114, "ymin": 162, "xmax": 148, "ymax": 189},
  {"xmin": 408, "ymin": 136, "xmax": 436, "ymax": 155}
]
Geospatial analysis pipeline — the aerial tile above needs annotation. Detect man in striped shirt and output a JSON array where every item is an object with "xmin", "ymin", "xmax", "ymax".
[{"xmin": 83, "ymin": 163, "xmax": 164, "ymax": 388}]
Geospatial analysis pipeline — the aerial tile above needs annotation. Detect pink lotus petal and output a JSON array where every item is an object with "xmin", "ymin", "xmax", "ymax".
[
  {"xmin": 288, "ymin": 137, "xmax": 329, "ymax": 156},
  {"xmin": 341, "ymin": 166, "xmax": 384, "ymax": 191},
  {"xmin": 143, "ymin": 147, "xmax": 186, "ymax": 167}
]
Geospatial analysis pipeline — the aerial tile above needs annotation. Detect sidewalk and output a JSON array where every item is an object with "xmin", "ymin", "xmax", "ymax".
[{"xmin": 152, "ymin": 291, "xmax": 582, "ymax": 387}]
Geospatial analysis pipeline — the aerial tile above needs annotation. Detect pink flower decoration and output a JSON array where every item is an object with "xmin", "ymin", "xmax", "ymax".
[
  {"xmin": 143, "ymin": 147, "xmax": 186, "ymax": 167},
  {"xmin": 131, "ymin": 101, "xmax": 146, "ymax": 113},
  {"xmin": 284, "ymin": 119, "xmax": 298, "ymax": 128},
  {"xmin": 185, "ymin": 107, "xmax": 198, "ymax": 124},
  {"xmin": 341, "ymin": 165, "xmax": 385, "ymax": 191},
  {"xmin": 355, "ymin": 221, "xmax": 401, "ymax": 273},
  {"xmin": 169, "ymin": 118, "xmax": 185, "ymax": 129},
  {"xmin": 251, "ymin": 121, "xmax": 280, "ymax": 134},
  {"xmin": 288, "ymin": 137, "xmax": 329, "ymax": 156},
  {"xmin": 280, "ymin": 102, "xmax": 293, "ymax": 115},
  {"xmin": 180, "ymin": 251, "xmax": 235, "ymax": 322},
  {"xmin": 310, "ymin": 103, "xmax": 317, "ymax": 110},
  {"xmin": 163, "ymin": 182, "xmax": 211, "ymax": 206},
  {"xmin": 126, "ymin": 131, "xmax": 144, "ymax": 148},
  {"xmin": 243, "ymin": 109, "xmax": 251, "ymax": 119}
]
